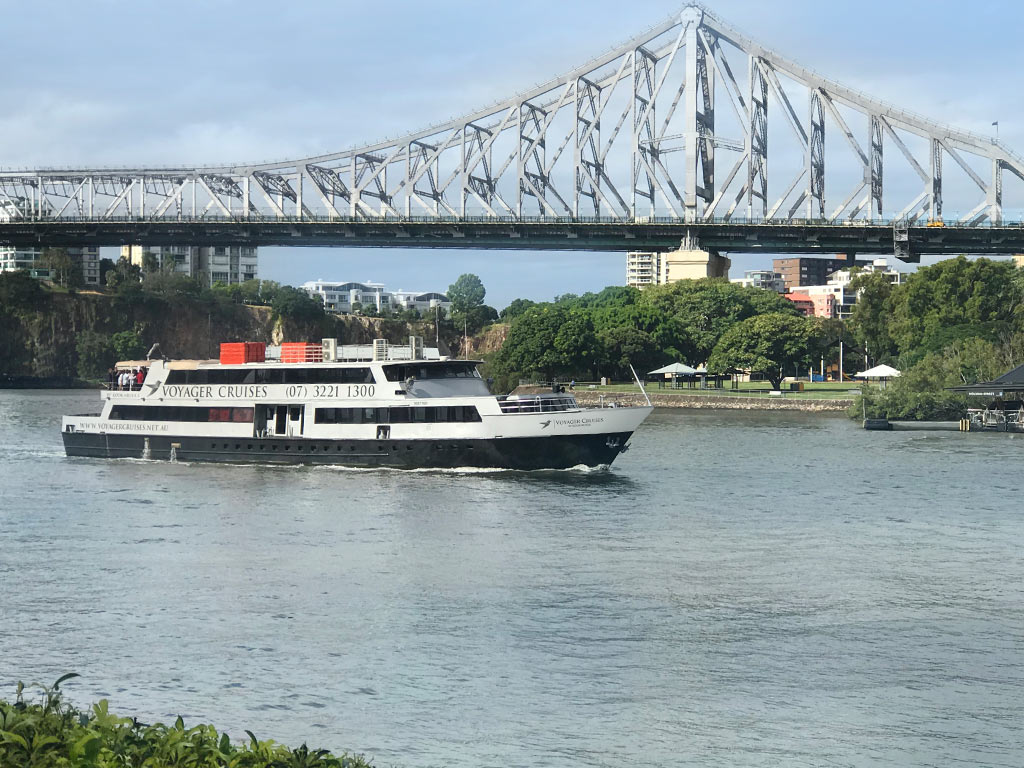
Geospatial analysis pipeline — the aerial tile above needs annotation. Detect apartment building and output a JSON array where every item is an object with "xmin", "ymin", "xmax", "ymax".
[
  {"xmin": 301, "ymin": 280, "xmax": 451, "ymax": 315},
  {"xmin": 773, "ymin": 254, "xmax": 870, "ymax": 291},
  {"xmin": 730, "ymin": 269, "xmax": 786, "ymax": 293},
  {"xmin": 0, "ymin": 245, "xmax": 101, "ymax": 285},
  {"xmin": 121, "ymin": 245, "xmax": 258, "ymax": 286},
  {"xmin": 788, "ymin": 258, "xmax": 905, "ymax": 319},
  {"xmin": 626, "ymin": 252, "xmax": 662, "ymax": 287}
]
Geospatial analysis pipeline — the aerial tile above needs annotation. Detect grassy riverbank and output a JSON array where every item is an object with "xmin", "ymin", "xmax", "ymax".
[{"xmin": 0, "ymin": 676, "xmax": 371, "ymax": 768}]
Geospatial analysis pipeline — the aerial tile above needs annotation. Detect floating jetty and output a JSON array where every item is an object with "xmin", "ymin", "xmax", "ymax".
[{"xmin": 863, "ymin": 418, "xmax": 1020, "ymax": 432}]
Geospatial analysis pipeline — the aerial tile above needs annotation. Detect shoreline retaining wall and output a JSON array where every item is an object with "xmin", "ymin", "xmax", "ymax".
[{"xmin": 571, "ymin": 392, "xmax": 853, "ymax": 412}]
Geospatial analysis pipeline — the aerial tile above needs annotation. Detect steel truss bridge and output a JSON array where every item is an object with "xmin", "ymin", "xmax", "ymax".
[{"xmin": 2, "ymin": 4, "xmax": 1023, "ymax": 262}]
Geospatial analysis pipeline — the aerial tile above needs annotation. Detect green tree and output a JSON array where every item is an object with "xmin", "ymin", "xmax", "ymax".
[
  {"xmin": 708, "ymin": 313, "xmax": 825, "ymax": 390},
  {"xmin": 599, "ymin": 325, "xmax": 660, "ymax": 379},
  {"xmin": 40, "ymin": 248, "xmax": 79, "ymax": 289},
  {"xmin": 112, "ymin": 329, "xmax": 146, "ymax": 361},
  {"xmin": 140, "ymin": 251, "xmax": 160, "ymax": 275},
  {"xmin": 448, "ymin": 273, "xmax": 491, "ymax": 332},
  {"xmin": 848, "ymin": 271, "xmax": 897, "ymax": 361},
  {"xmin": 855, "ymin": 337, "xmax": 1008, "ymax": 421},
  {"xmin": 638, "ymin": 279, "xmax": 799, "ymax": 364},
  {"xmin": 495, "ymin": 305, "xmax": 596, "ymax": 381},
  {"xmin": 271, "ymin": 286, "xmax": 325, "ymax": 322},
  {"xmin": 0, "ymin": 269, "xmax": 46, "ymax": 311},
  {"xmin": 499, "ymin": 298, "xmax": 537, "ymax": 321},
  {"xmin": 105, "ymin": 258, "xmax": 142, "ymax": 290},
  {"xmin": 465, "ymin": 304, "xmax": 499, "ymax": 331},
  {"xmin": 98, "ymin": 257, "xmax": 117, "ymax": 286},
  {"xmin": 887, "ymin": 256, "xmax": 1024, "ymax": 358},
  {"xmin": 76, "ymin": 331, "xmax": 116, "ymax": 379}
]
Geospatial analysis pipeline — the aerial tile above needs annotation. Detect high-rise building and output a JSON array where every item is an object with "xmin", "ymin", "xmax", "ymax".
[
  {"xmin": 0, "ymin": 245, "xmax": 101, "ymax": 285},
  {"xmin": 626, "ymin": 252, "xmax": 662, "ymax": 287},
  {"xmin": 121, "ymin": 245, "xmax": 258, "ymax": 286}
]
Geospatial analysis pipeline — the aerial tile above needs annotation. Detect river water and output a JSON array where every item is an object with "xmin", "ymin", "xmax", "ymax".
[{"xmin": 1, "ymin": 389, "xmax": 1022, "ymax": 767}]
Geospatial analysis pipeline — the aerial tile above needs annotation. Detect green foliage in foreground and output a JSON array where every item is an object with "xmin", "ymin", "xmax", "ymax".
[
  {"xmin": 850, "ymin": 337, "xmax": 1015, "ymax": 421},
  {"xmin": 0, "ymin": 675, "xmax": 372, "ymax": 768}
]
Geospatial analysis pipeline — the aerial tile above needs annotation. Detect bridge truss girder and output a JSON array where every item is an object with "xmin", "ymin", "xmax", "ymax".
[{"xmin": 2, "ymin": 3, "xmax": 1022, "ymax": 243}]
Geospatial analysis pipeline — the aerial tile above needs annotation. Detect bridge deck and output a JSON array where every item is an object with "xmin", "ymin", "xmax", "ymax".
[{"xmin": 2, "ymin": 219, "xmax": 1023, "ymax": 260}]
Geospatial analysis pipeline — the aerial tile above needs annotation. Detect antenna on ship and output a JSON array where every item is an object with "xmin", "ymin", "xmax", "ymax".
[{"xmin": 629, "ymin": 364, "xmax": 653, "ymax": 407}]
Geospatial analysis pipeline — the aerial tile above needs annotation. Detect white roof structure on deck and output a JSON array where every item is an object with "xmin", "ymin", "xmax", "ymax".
[
  {"xmin": 855, "ymin": 364, "xmax": 902, "ymax": 379},
  {"xmin": 649, "ymin": 363, "xmax": 698, "ymax": 376}
]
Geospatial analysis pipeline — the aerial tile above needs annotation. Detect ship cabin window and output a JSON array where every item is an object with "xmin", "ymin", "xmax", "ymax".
[
  {"xmin": 382, "ymin": 363, "xmax": 480, "ymax": 381},
  {"xmin": 165, "ymin": 367, "xmax": 374, "ymax": 385},
  {"xmin": 110, "ymin": 406, "xmax": 254, "ymax": 422},
  {"xmin": 382, "ymin": 362, "xmax": 489, "ymax": 398},
  {"xmin": 314, "ymin": 406, "xmax": 481, "ymax": 424}
]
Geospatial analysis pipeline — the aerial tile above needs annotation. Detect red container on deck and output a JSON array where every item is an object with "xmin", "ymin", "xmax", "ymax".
[
  {"xmin": 220, "ymin": 342, "xmax": 266, "ymax": 364},
  {"xmin": 280, "ymin": 342, "xmax": 323, "ymax": 363}
]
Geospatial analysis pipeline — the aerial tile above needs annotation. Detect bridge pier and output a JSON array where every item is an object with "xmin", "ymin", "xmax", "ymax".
[{"xmin": 659, "ymin": 234, "xmax": 731, "ymax": 282}]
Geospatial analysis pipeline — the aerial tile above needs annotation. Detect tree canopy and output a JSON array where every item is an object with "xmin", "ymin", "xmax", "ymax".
[
  {"xmin": 448, "ymin": 274, "xmax": 486, "ymax": 315},
  {"xmin": 708, "ymin": 313, "xmax": 825, "ymax": 390},
  {"xmin": 489, "ymin": 278, "xmax": 807, "ymax": 384},
  {"xmin": 886, "ymin": 257, "xmax": 1022, "ymax": 358}
]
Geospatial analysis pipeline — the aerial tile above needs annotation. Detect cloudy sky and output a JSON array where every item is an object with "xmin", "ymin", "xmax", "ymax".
[{"xmin": 2, "ymin": 0, "xmax": 1021, "ymax": 307}]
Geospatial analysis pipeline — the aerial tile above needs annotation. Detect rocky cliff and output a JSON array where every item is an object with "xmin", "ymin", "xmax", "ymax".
[{"xmin": 0, "ymin": 291, "xmax": 450, "ymax": 380}]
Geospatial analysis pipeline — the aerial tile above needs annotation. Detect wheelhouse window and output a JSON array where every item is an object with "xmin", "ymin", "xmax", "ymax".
[{"xmin": 382, "ymin": 363, "xmax": 480, "ymax": 382}]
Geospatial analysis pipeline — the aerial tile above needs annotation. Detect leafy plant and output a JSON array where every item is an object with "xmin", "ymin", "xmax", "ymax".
[{"xmin": 0, "ymin": 676, "xmax": 373, "ymax": 768}]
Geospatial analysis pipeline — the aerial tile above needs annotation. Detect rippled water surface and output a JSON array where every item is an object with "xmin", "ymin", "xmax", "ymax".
[{"xmin": 2, "ymin": 390, "xmax": 1023, "ymax": 767}]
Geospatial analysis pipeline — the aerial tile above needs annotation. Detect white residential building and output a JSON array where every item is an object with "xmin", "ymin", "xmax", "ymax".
[
  {"xmin": 302, "ymin": 280, "xmax": 451, "ymax": 315},
  {"xmin": 121, "ymin": 245, "xmax": 259, "ymax": 286},
  {"xmin": 826, "ymin": 258, "xmax": 905, "ymax": 288},
  {"xmin": 0, "ymin": 244, "xmax": 101, "ymax": 285},
  {"xmin": 626, "ymin": 251, "xmax": 662, "ymax": 287},
  {"xmin": 730, "ymin": 269, "xmax": 786, "ymax": 293}
]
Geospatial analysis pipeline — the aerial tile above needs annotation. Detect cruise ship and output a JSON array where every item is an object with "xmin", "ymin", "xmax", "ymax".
[{"xmin": 61, "ymin": 338, "xmax": 652, "ymax": 470}]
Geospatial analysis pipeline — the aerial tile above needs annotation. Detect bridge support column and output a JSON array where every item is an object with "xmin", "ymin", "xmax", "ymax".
[{"xmin": 658, "ymin": 233, "xmax": 730, "ymax": 282}]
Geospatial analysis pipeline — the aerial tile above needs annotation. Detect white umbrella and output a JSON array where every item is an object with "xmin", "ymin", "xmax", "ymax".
[{"xmin": 855, "ymin": 364, "xmax": 901, "ymax": 379}]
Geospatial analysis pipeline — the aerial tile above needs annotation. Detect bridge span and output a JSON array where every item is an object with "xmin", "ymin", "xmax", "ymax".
[
  {"xmin": 2, "ymin": 4, "xmax": 1023, "ymax": 263},
  {"xmin": 2, "ymin": 218, "xmax": 1023, "ymax": 262}
]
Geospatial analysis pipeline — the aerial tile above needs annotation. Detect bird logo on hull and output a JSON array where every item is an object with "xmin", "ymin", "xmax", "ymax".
[{"xmin": 540, "ymin": 420, "xmax": 552, "ymax": 429}]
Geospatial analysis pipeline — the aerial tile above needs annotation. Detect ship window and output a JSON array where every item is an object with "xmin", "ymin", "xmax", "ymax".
[
  {"xmin": 383, "ymin": 363, "xmax": 479, "ymax": 381},
  {"xmin": 315, "ymin": 407, "xmax": 386, "ymax": 424},
  {"xmin": 283, "ymin": 367, "xmax": 373, "ymax": 384},
  {"xmin": 166, "ymin": 367, "xmax": 374, "ymax": 385},
  {"xmin": 109, "ymin": 405, "xmax": 253, "ymax": 423}
]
